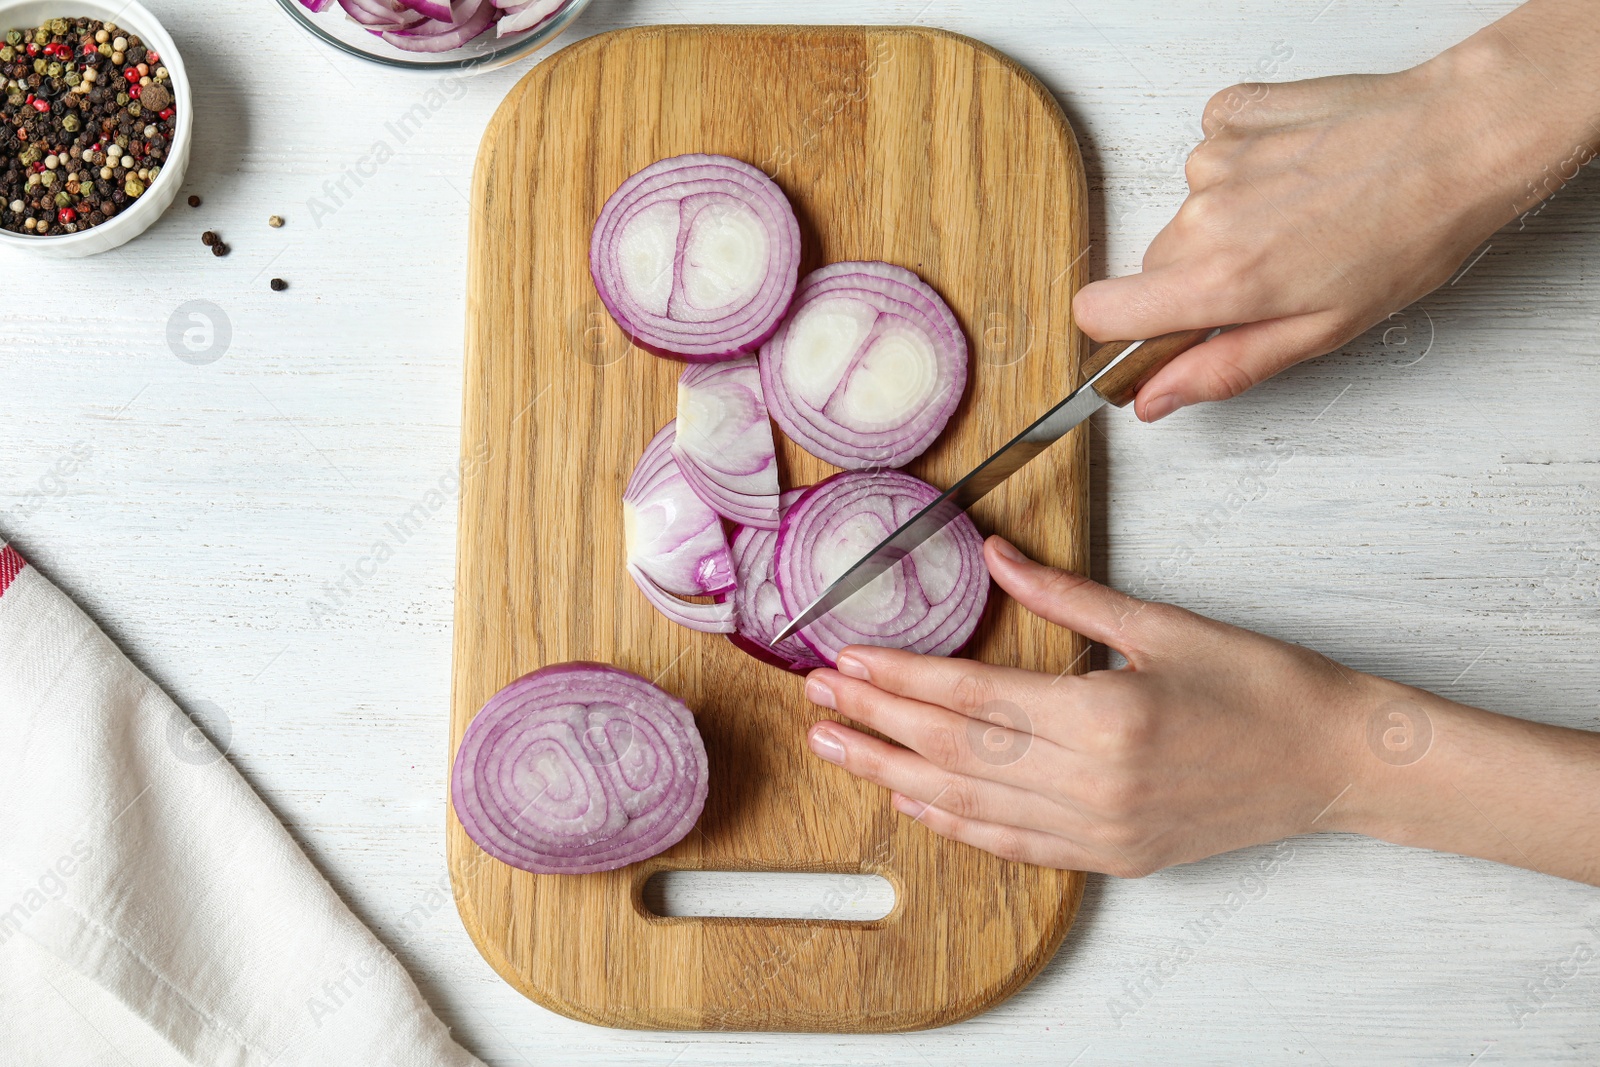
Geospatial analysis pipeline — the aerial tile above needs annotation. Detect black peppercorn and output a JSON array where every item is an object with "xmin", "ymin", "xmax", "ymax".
[
  {"xmin": 270, "ymin": 278, "xmax": 287, "ymax": 292},
  {"xmin": 200, "ymin": 229, "xmax": 215, "ymax": 246},
  {"xmin": 186, "ymin": 193, "xmax": 199, "ymax": 207}
]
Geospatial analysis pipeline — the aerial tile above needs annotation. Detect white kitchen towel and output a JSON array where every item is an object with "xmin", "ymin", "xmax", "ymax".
[{"xmin": 0, "ymin": 544, "xmax": 484, "ymax": 1067}]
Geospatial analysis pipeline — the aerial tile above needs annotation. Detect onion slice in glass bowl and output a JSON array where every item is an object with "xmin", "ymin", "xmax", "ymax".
[
  {"xmin": 590, "ymin": 154, "xmax": 802, "ymax": 362},
  {"xmin": 760, "ymin": 262, "xmax": 967, "ymax": 470},
  {"xmin": 774, "ymin": 470, "xmax": 987, "ymax": 665},
  {"xmin": 673, "ymin": 357, "xmax": 781, "ymax": 529},
  {"xmin": 623, "ymin": 420, "xmax": 737, "ymax": 633},
  {"xmin": 451, "ymin": 663, "xmax": 709, "ymax": 875},
  {"xmin": 725, "ymin": 489, "xmax": 827, "ymax": 673},
  {"xmin": 380, "ymin": 0, "xmax": 495, "ymax": 50}
]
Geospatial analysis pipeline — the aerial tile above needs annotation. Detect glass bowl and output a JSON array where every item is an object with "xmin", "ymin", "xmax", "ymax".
[{"xmin": 271, "ymin": 0, "xmax": 592, "ymax": 72}]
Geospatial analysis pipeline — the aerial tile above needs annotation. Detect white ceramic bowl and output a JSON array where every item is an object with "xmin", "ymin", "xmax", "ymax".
[{"xmin": 0, "ymin": 0, "xmax": 191, "ymax": 257}]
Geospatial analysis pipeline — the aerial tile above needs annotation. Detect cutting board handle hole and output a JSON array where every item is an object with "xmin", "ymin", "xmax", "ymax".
[{"xmin": 640, "ymin": 871, "xmax": 896, "ymax": 921}]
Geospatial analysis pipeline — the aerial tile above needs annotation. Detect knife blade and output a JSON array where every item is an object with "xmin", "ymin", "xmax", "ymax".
[{"xmin": 770, "ymin": 327, "xmax": 1215, "ymax": 646}]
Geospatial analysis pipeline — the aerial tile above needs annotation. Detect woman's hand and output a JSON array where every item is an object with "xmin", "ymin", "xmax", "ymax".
[
  {"xmin": 1074, "ymin": 0, "xmax": 1600, "ymax": 422},
  {"xmin": 803, "ymin": 537, "xmax": 1600, "ymax": 884}
]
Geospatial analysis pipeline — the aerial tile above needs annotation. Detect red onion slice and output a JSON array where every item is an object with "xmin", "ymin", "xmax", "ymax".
[
  {"xmin": 590, "ymin": 154, "xmax": 802, "ymax": 363},
  {"xmin": 381, "ymin": 0, "xmax": 494, "ymax": 50},
  {"xmin": 774, "ymin": 470, "xmax": 987, "ymax": 665},
  {"xmin": 726, "ymin": 490, "xmax": 828, "ymax": 673},
  {"xmin": 338, "ymin": 0, "xmax": 424, "ymax": 29},
  {"xmin": 760, "ymin": 262, "xmax": 968, "ymax": 470},
  {"xmin": 673, "ymin": 357, "xmax": 781, "ymax": 529},
  {"xmin": 452, "ymin": 663, "xmax": 709, "ymax": 875},
  {"xmin": 624, "ymin": 420, "xmax": 737, "ymax": 633},
  {"xmin": 396, "ymin": 0, "xmax": 452, "ymax": 20},
  {"xmin": 495, "ymin": 0, "xmax": 562, "ymax": 33}
]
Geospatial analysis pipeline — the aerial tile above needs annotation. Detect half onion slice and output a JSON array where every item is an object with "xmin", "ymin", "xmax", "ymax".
[
  {"xmin": 726, "ymin": 489, "xmax": 827, "ymax": 673},
  {"xmin": 590, "ymin": 154, "xmax": 802, "ymax": 363},
  {"xmin": 624, "ymin": 420, "xmax": 736, "ymax": 633},
  {"xmin": 674, "ymin": 357, "xmax": 781, "ymax": 529},
  {"xmin": 774, "ymin": 470, "xmax": 987, "ymax": 665},
  {"xmin": 451, "ymin": 663, "xmax": 709, "ymax": 875},
  {"xmin": 760, "ymin": 262, "xmax": 968, "ymax": 470}
]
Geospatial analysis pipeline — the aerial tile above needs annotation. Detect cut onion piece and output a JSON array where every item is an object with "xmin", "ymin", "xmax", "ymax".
[
  {"xmin": 495, "ymin": 0, "xmax": 562, "ymax": 33},
  {"xmin": 773, "ymin": 470, "xmax": 987, "ymax": 665},
  {"xmin": 381, "ymin": 0, "xmax": 494, "ymax": 50},
  {"xmin": 624, "ymin": 420, "xmax": 737, "ymax": 632},
  {"xmin": 298, "ymin": 0, "xmax": 337, "ymax": 13},
  {"xmin": 451, "ymin": 663, "xmax": 709, "ymax": 875},
  {"xmin": 673, "ymin": 357, "xmax": 781, "ymax": 529},
  {"xmin": 760, "ymin": 262, "xmax": 967, "ymax": 470},
  {"xmin": 338, "ymin": 0, "xmax": 423, "ymax": 29},
  {"xmin": 726, "ymin": 490, "xmax": 827, "ymax": 673},
  {"xmin": 590, "ymin": 154, "xmax": 802, "ymax": 363},
  {"xmin": 395, "ymin": 0, "xmax": 452, "ymax": 20}
]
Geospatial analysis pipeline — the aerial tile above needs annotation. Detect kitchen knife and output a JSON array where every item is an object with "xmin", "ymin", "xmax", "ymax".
[{"xmin": 771, "ymin": 327, "xmax": 1216, "ymax": 646}]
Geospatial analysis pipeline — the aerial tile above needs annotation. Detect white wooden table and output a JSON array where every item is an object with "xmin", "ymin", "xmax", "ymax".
[{"xmin": 5, "ymin": 0, "xmax": 1598, "ymax": 1062}]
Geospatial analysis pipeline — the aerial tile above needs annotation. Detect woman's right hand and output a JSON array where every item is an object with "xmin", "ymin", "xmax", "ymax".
[{"xmin": 1074, "ymin": 0, "xmax": 1600, "ymax": 422}]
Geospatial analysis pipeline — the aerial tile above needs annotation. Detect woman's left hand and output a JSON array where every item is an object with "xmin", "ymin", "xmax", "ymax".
[{"xmin": 801, "ymin": 536, "xmax": 1376, "ymax": 875}]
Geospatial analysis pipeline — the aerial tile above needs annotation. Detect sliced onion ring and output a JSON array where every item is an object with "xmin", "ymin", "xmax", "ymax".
[
  {"xmin": 674, "ymin": 357, "xmax": 781, "ymax": 529},
  {"xmin": 495, "ymin": 0, "xmax": 562, "ymax": 33},
  {"xmin": 774, "ymin": 470, "xmax": 987, "ymax": 665},
  {"xmin": 624, "ymin": 420, "xmax": 737, "ymax": 633},
  {"xmin": 451, "ymin": 663, "xmax": 709, "ymax": 875},
  {"xmin": 380, "ymin": 0, "xmax": 495, "ymax": 50},
  {"xmin": 725, "ymin": 489, "xmax": 827, "ymax": 673},
  {"xmin": 760, "ymin": 262, "xmax": 968, "ymax": 470},
  {"xmin": 590, "ymin": 154, "xmax": 802, "ymax": 363}
]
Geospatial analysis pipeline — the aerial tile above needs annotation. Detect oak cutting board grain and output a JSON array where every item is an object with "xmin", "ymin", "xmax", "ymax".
[{"xmin": 451, "ymin": 24, "xmax": 1089, "ymax": 1033}]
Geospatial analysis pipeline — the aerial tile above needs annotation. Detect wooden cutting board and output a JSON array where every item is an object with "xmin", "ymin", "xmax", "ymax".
[{"xmin": 451, "ymin": 24, "xmax": 1089, "ymax": 1033}]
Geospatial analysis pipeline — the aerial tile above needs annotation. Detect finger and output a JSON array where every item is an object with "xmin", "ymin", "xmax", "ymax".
[
  {"xmin": 890, "ymin": 793, "xmax": 1102, "ymax": 872},
  {"xmin": 1131, "ymin": 311, "xmax": 1350, "ymax": 421},
  {"xmin": 833, "ymin": 644, "xmax": 1075, "ymax": 720},
  {"xmin": 805, "ymin": 669, "xmax": 1062, "ymax": 785},
  {"xmin": 1072, "ymin": 265, "xmax": 1236, "ymax": 342},
  {"xmin": 982, "ymin": 537, "xmax": 1162, "ymax": 662},
  {"xmin": 806, "ymin": 722, "xmax": 1079, "ymax": 836}
]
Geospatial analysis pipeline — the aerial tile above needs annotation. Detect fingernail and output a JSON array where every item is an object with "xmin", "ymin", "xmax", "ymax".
[
  {"xmin": 892, "ymin": 793, "xmax": 925, "ymax": 818},
  {"xmin": 804, "ymin": 676, "xmax": 836, "ymax": 709},
  {"xmin": 809, "ymin": 725, "xmax": 846, "ymax": 765},
  {"xmin": 1143, "ymin": 394, "xmax": 1184, "ymax": 422},
  {"xmin": 990, "ymin": 536, "xmax": 1024, "ymax": 563},
  {"xmin": 836, "ymin": 653, "xmax": 869, "ymax": 681}
]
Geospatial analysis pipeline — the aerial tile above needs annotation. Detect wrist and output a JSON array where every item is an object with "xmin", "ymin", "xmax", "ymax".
[
  {"xmin": 1319, "ymin": 674, "xmax": 1600, "ymax": 885},
  {"xmin": 1418, "ymin": 4, "xmax": 1600, "ymax": 225}
]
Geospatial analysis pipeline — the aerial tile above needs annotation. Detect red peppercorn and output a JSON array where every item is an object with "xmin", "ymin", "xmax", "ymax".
[
  {"xmin": 158, "ymin": 108, "xmax": 174, "ymax": 120},
  {"xmin": 25, "ymin": 42, "xmax": 38, "ymax": 55},
  {"xmin": 15, "ymin": 128, "xmax": 26, "ymax": 141},
  {"xmin": 31, "ymin": 161, "xmax": 44, "ymax": 172},
  {"xmin": 58, "ymin": 208, "xmax": 75, "ymax": 224},
  {"xmin": 31, "ymin": 99, "xmax": 50, "ymax": 113},
  {"xmin": 129, "ymin": 85, "xmax": 141, "ymax": 99},
  {"xmin": 146, "ymin": 50, "xmax": 159, "ymax": 63},
  {"xmin": 83, "ymin": 42, "xmax": 98, "ymax": 55}
]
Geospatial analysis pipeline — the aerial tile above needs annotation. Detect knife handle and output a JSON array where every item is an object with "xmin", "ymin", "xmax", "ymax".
[{"xmin": 1079, "ymin": 327, "xmax": 1216, "ymax": 407}]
